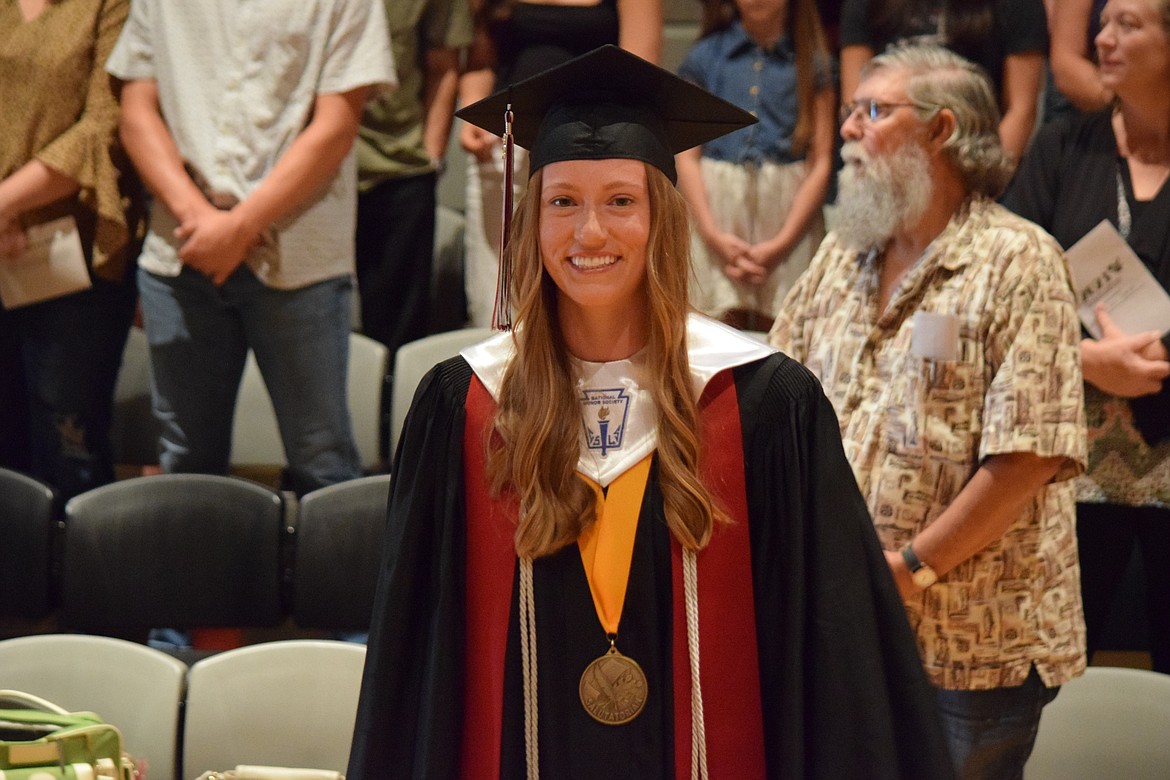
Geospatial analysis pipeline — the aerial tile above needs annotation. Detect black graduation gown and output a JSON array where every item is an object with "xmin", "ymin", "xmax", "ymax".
[{"xmin": 348, "ymin": 352, "xmax": 953, "ymax": 779}]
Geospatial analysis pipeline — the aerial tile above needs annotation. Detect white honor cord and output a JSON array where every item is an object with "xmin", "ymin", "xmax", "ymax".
[
  {"xmin": 519, "ymin": 556, "xmax": 539, "ymax": 780},
  {"xmin": 683, "ymin": 548, "xmax": 709, "ymax": 780},
  {"xmin": 518, "ymin": 550, "xmax": 708, "ymax": 780}
]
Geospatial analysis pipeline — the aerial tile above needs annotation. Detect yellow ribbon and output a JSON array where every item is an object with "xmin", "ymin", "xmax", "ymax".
[{"xmin": 576, "ymin": 454, "xmax": 653, "ymax": 635}]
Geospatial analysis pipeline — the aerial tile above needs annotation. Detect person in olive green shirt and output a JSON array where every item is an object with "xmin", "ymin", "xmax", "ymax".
[{"xmin": 355, "ymin": 0, "xmax": 473, "ymax": 369}]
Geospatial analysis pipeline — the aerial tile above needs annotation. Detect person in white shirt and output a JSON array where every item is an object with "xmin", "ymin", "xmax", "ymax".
[{"xmin": 106, "ymin": 0, "xmax": 396, "ymax": 494}]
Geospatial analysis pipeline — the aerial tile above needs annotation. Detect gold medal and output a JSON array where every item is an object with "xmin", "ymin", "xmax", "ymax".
[{"xmin": 579, "ymin": 643, "xmax": 648, "ymax": 725}]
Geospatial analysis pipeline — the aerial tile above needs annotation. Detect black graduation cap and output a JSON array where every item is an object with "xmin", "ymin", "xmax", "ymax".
[{"xmin": 456, "ymin": 44, "xmax": 757, "ymax": 185}]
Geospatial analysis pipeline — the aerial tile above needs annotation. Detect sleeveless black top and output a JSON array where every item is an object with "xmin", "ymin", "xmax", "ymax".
[{"xmin": 491, "ymin": 0, "xmax": 620, "ymax": 87}]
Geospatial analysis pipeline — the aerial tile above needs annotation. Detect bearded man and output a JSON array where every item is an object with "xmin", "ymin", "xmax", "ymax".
[{"xmin": 770, "ymin": 45, "xmax": 1088, "ymax": 780}]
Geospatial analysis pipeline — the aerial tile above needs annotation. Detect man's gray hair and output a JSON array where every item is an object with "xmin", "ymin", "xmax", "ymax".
[{"xmin": 862, "ymin": 45, "xmax": 1014, "ymax": 198}]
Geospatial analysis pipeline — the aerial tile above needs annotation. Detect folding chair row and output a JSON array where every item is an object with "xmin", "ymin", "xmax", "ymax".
[
  {"xmin": 0, "ymin": 635, "xmax": 365, "ymax": 780},
  {"xmin": 0, "ymin": 468, "xmax": 390, "ymax": 634}
]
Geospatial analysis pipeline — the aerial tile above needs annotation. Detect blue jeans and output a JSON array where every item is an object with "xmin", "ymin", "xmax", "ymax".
[
  {"xmin": 0, "ymin": 277, "xmax": 136, "ymax": 499},
  {"xmin": 138, "ymin": 265, "xmax": 360, "ymax": 495},
  {"xmin": 935, "ymin": 665, "xmax": 1059, "ymax": 780}
]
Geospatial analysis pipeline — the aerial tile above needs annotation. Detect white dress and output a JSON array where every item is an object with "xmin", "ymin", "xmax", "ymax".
[{"xmin": 688, "ymin": 157, "xmax": 823, "ymax": 322}]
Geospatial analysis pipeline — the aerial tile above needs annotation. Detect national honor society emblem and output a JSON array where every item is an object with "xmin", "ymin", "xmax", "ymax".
[{"xmin": 581, "ymin": 388, "xmax": 630, "ymax": 457}]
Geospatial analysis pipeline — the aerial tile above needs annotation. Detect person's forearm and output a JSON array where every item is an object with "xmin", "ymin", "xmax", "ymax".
[
  {"xmin": 422, "ymin": 48, "xmax": 462, "ymax": 162},
  {"xmin": 998, "ymin": 53, "xmax": 1044, "ymax": 163},
  {"xmin": 998, "ymin": 106, "xmax": 1038, "ymax": 164},
  {"xmin": 839, "ymin": 45, "xmax": 874, "ymax": 103},
  {"xmin": 764, "ymin": 91, "xmax": 835, "ymax": 261},
  {"xmin": 617, "ymin": 0, "xmax": 662, "ymax": 63},
  {"xmin": 675, "ymin": 148, "xmax": 718, "ymax": 239},
  {"xmin": 904, "ymin": 452, "xmax": 1066, "ymax": 578},
  {"xmin": 458, "ymin": 68, "xmax": 498, "ymax": 159},
  {"xmin": 1051, "ymin": 52, "xmax": 1111, "ymax": 112},
  {"xmin": 0, "ymin": 161, "xmax": 81, "ymax": 224},
  {"xmin": 233, "ymin": 88, "xmax": 368, "ymax": 239},
  {"xmin": 1050, "ymin": 0, "xmax": 1112, "ymax": 112},
  {"xmin": 459, "ymin": 66, "xmax": 494, "ymax": 107},
  {"xmin": 119, "ymin": 80, "xmax": 209, "ymax": 222},
  {"xmin": 766, "ymin": 160, "xmax": 830, "ymax": 263}
]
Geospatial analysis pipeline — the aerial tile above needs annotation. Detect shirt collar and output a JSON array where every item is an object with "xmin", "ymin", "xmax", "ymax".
[
  {"xmin": 934, "ymin": 195, "xmax": 985, "ymax": 273},
  {"xmin": 725, "ymin": 21, "xmax": 794, "ymax": 60},
  {"xmin": 859, "ymin": 194, "xmax": 987, "ymax": 276}
]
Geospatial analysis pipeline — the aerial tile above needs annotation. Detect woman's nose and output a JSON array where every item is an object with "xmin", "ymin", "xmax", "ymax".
[{"xmin": 576, "ymin": 207, "xmax": 606, "ymax": 244}]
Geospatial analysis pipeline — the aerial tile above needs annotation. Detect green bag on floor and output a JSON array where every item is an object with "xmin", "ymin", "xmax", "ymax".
[{"xmin": 0, "ymin": 690, "xmax": 134, "ymax": 780}]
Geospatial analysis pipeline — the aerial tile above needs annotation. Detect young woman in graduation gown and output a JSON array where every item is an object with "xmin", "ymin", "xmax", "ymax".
[{"xmin": 347, "ymin": 45, "xmax": 953, "ymax": 780}]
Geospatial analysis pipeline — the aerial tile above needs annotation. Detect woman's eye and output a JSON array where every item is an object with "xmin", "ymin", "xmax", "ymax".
[
  {"xmin": 611, "ymin": 196, "xmax": 634, "ymax": 207},
  {"xmin": 549, "ymin": 196, "xmax": 574, "ymax": 207}
]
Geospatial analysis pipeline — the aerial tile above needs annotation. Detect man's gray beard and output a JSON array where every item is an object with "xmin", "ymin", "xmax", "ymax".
[{"xmin": 833, "ymin": 141, "xmax": 934, "ymax": 252}]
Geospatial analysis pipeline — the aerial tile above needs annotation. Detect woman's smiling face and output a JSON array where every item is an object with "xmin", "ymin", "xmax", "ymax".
[
  {"xmin": 1096, "ymin": 0, "xmax": 1170, "ymax": 94},
  {"xmin": 539, "ymin": 157, "xmax": 652, "ymax": 323}
]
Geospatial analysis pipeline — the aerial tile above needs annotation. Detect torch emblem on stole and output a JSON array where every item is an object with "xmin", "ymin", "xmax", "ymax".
[{"xmin": 581, "ymin": 388, "xmax": 631, "ymax": 457}]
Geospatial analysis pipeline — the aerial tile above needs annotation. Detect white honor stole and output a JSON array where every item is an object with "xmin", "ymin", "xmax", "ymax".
[{"xmin": 462, "ymin": 313, "xmax": 775, "ymax": 485}]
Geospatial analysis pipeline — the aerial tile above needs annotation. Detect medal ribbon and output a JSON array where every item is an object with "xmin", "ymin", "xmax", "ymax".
[{"xmin": 576, "ymin": 454, "xmax": 653, "ymax": 635}]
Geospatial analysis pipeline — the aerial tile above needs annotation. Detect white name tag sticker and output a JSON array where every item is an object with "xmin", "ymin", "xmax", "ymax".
[{"xmin": 911, "ymin": 311, "xmax": 960, "ymax": 361}]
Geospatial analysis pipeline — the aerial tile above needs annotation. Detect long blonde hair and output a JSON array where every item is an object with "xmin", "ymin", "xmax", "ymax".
[{"xmin": 487, "ymin": 164, "xmax": 726, "ymax": 559}]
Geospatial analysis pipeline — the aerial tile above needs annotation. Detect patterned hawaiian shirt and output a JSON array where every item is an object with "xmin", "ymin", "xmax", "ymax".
[{"xmin": 772, "ymin": 196, "xmax": 1088, "ymax": 690}]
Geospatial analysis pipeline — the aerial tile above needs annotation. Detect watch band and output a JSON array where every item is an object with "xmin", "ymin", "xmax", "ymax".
[
  {"xmin": 901, "ymin": 543, "xmax": 938, "ymax": 588},
  {"xmin": 901, "ymin": 544, "xmax": 926, "ymax": 573}
]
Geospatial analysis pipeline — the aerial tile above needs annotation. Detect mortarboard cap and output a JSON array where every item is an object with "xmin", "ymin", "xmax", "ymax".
[{"xmin": 456, "ymin": 44, "xmax": 757, "ymax": 184}]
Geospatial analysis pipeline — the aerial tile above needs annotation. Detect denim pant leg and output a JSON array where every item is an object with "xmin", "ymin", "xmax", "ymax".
[
  {"xmin": 14, "ymin": 277, "xmax": 137, "ymax": 498},
  {"xmin": 0, "ymin": 305, "xmax": 32, "ymax": 473},
  {"xmin": 935, "ymin": 665, "xmax": 1059, "ymax": 780},
  {"xmin": 138, "ymin": 266, "xmax": 249, "ymax": 475},
  {"xmin": 237, "ymin": 272, "xmax": 360, "ymax": 495}
]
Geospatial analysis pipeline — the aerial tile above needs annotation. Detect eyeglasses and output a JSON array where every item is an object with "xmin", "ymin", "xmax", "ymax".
[{"xmin": 838, "ymin": 99, "xmax": 919, "ymax": 126}]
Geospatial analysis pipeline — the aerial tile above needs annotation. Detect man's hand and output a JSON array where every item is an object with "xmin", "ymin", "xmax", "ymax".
[
  {"xmin": 885, "ymin": 548, "xmax": 920, "ymax": 601},
  {"xmin": 1082, "ymin": 304, "xmax": 1170, "ymax": 397},
  {"xmin": 174, "ymin": 203, "xmax": 260, "ymax": 285}
]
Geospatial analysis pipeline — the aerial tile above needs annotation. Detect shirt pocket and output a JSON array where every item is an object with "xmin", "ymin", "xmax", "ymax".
[{"xmin": 913, "ymin": 356, "xmax": 981, "ymax": 460}]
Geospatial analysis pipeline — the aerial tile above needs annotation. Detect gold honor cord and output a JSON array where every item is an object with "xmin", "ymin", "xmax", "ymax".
[{"xmin": 576, "ymin": 454, "xmax": 653, "ymax": 725}]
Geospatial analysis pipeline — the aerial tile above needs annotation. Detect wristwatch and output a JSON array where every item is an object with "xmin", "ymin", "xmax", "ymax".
[{"xmin": 901, "ymin": 544, "xmax": 938, "ymax": 589}]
